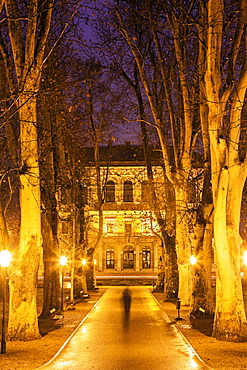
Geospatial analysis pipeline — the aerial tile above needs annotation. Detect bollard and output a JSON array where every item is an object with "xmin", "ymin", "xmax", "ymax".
[{"xmin": 175, "ymin": 298, "xmax": 183, "ymax": 321}]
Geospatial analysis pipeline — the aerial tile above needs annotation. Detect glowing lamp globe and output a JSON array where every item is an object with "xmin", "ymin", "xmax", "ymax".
[
  {"xmin": 0, "ymin": 250, "xmax": 12, "ymax": 267},
  {"xmin": 60, "ymin": 256, "xmax": 67, "ymax": 266}
]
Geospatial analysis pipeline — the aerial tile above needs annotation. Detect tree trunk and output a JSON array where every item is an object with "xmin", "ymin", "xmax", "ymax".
[
  {"xmin": 162, "ymin": 231, "xmax": 178, "ymax": 298},
  {"xmin": 190, "ymin": 212, "xmax": 214, "ymax": 315},
  {"xmin": 39, "ymin": 109, "xmax": 60, "ymax": 318},
  {"xmin": 40, "ymin": 211, "xmax": 60, "ymax": 318},
  {"xmin": 190, "ymin": 162, "xmax": 214, "ymax": 315},
  {"xmin": 212, "ymin": 165, "xmax": 247, "ymax": 341},
  {"xmin": 8, "ymin": 96, "xmax": 41, "ymax": 340},
  {"xmin": 139, "ymin": 119, "xmax": 178, "ymax": 298},
  {"xmin": 175, "ymin": 185, "xmax": 191, "ymax": 305}
]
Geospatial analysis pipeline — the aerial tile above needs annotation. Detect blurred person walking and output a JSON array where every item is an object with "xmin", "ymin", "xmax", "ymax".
[{"xmin": 122, "ymin": 287, "xmax": 132, "ymax": 320}]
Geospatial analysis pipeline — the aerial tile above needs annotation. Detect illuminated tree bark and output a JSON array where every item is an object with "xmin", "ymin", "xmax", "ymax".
[
  {"xmin": 0, "ymin": 0, "xmax": 53, "ymax": 340},
  {"xmin": 8, "ymin": 92, "xmax": 42, "ymax": 340},
  {"xmin": 202, "ymin": 0, "xmax": 247, "ymax": 341}
]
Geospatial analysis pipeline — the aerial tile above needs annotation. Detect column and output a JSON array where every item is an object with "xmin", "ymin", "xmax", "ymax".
[
  {"xmin": 117, "ymin": 244, "xmax": 122, "ymax": 271},
  {"xmin": 135, "ymin": 244, "xmax": 140, "ymax": 271}
]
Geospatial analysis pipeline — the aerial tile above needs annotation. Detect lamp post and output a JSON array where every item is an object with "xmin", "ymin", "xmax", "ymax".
[
  {"xmin": 60, "ymin": 256, "xmax": 67, "ymax": 313},
  {"xmin": 0, "ymin": 250, "xmax": 11, "ymax": 354},
  {"xmin": 93, "ymin": 259, "xmax": 97, "ymax": 289},
  {"xmin": 81, "ymin": 259, "xmax": 87, "ymax": 295}
]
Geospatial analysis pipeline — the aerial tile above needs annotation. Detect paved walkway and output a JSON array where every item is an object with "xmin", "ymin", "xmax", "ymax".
[{"xmin": 37, "ymin": 287, "xmax": 213, "ymax": 370}]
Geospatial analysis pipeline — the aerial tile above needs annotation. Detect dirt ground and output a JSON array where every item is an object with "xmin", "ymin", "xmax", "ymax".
[{"xmin": 0, "ymin": 288, "xmax": 246, "ymax": 370}]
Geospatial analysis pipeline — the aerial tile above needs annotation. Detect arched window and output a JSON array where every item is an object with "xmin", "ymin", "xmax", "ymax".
[
  {"xmin": 123, "ymin": 181, "xmax": 133, "ymax": 202},
  {"xmin": 142, "ymin": 247, "xmax": 151, "ymax": 269},
  {"xmin": 105, "ymin": 180, "xmax": 115, "ymax": 203},
  {"xmin": 106, "ymin": 249, "xmax": 115, "ymax": 269},
  {"xmin": 123, "ymin": 246, "xmax": 134, "ymax": 269}
]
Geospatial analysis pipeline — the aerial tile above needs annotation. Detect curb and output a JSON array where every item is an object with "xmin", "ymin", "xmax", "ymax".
[
  {"xmin": 35, "ymin": 290, "xmax": 107, "ymax": 369},
  {"xmin": 150, "ymin": 290, "xmax": 215, "ymax": 370}
]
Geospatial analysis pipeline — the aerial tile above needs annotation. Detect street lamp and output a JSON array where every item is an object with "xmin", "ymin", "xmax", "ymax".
[
  {"xmin": 190, "ymin": 255, "xmax": 197, "ymax": 265},
  {"xmin": 82, "ymin": 259, "xmax": 87, "ymax": 266},
  {"xmin": 60, "ymin": 256, "xmax": 67, "ymax": 312},
  {"xmin": 0, "ymin": 250, "xmax": 11, "ymax": 354}
]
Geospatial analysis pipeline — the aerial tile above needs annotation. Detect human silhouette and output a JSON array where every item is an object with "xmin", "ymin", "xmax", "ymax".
[{"xmin": 122, "ymin": 287, "xmax": 132, "ymax": 319}]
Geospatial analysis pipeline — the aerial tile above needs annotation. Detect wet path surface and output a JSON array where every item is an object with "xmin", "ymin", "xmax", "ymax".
[{"xmin": 37, "ymin": 287, "xmax": 213, "ymax": 370}]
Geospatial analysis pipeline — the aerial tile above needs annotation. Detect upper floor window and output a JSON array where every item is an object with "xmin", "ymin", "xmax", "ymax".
[
  {"xmin": 105, "ymin": 180, "xmax": 115, "ymax": 203},
  {"xmin": 123, "ymin": 181, "xmax": 133, "ymax": 202},
  {"xmin": 105, "ymin": 219, "xmax": 116, "ymax": 234}
]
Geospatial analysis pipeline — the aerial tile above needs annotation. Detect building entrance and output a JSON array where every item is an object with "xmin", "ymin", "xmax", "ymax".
[{"xmin": 123, "ymin": 246, "xmax": 134, "ymax": 269}]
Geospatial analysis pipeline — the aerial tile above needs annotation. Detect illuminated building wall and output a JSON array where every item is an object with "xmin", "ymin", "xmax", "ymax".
[{"xmin": 84, "ymin": 143, "xmax": 165, "ymax": 281}]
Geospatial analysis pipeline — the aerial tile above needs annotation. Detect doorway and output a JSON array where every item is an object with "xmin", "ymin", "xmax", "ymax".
[{"xmin": 123, "ymin": 246, "xmax": 134, "ymax": 269}]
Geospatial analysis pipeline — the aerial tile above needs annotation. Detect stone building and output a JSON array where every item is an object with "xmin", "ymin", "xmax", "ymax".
[{"xmin": 83, "ymin": 142, "xmax": 166, "ymax": 285}]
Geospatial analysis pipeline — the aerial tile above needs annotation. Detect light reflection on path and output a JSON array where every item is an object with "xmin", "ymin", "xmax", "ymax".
[{"xmin": 37, "ymin": 287, "xmax": 214, "ymax": 370}]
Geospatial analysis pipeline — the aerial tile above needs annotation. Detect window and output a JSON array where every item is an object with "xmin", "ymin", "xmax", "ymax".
[
  {"xmin": 106, "ymin": 220, "xmax": 115, "ymax": 234},
  {"xmin": 123, "ymin": 246, "xmax": 134, "ymax": 269},
  {"xmin": 105, "ymin": 181, "xmax": 115, "ymax": 203},
  {"xmin": 106, "ymin": 249, "xmax": 115, "ymax": 269},
  {"xmin": 142, "ymin": 247, "xmax": 151, "ymax": 269},
  {"xmin": 123, "ymin": 181, "xmax": 133, "ymax": 202},
  {"xmin": 142, "ymin": 217, "xmax": 151, "ymax": 234}
]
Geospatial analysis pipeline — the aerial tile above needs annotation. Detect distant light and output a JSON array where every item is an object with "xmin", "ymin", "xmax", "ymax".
[
  {"xmin": 82, "ymin": 259, "xmax": 87, "ymax": 266},
  {"xmin": 60, "ymin": 256, "xmax": 67, "ymax": 266},
  {"xmin": 190, "ymin": 255, "xmax": 197, "ymax": 265},
  {"xmin": 94, "ymin": 259, "xmax": 97, "ymax": 265},
  {"xmin": 0, "ymin": 250, "xmax": 12, "ymax": 267}
]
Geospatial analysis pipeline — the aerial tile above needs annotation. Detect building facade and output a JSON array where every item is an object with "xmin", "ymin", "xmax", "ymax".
[{"xmin": 84, "ymin": 143, "xmax": 166, "ymax": 284}]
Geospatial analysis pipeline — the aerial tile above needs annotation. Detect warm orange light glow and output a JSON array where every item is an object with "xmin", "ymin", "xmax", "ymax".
[
  {"xmin": 190, "ymin": 255, "xmax": 197, "ymax": 265},
  {"xmin": 82, "ymin": 259, "xmax": 87, "ymax": 266},
  {"xmin": 0, "ymin": 250, "xmax": 12, "ymax": 267},
  {"xmin": 94, "ymin": 259, "xmax": 97, "ymax": 265},
  {"xmin": 243, "ymin": 250, "xmax": 247, "ymax": 266},
  {"xmin": 60, "ymin": 256, "xmax": 67, "ymax": 266}
]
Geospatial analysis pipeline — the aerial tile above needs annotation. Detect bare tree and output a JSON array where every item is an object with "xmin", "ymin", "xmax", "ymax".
[
  {"xmin": 199, "ymin": 0, "xmax": 247, "ymax": 341},
  {"xmin": 107, "ymin": 0, "xmax": 214, "ymax": 309},
  {"xmin": 0, "ymin": 0, "xmax": 53, "ymax": 340}
]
